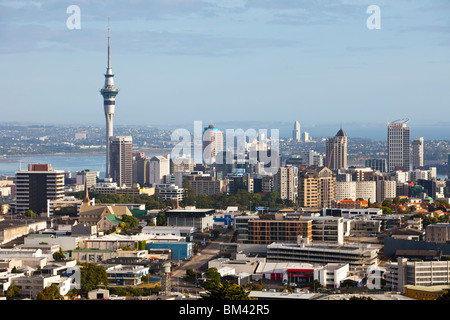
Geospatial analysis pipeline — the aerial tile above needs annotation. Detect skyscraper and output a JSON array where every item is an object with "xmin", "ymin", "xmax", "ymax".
[
  {"xmin": 15, "ymin": 164, "xmax": 65, "ymax": 214},
  {"xmin": 202, "ymin": 124, "xmax": 224, "ymax": 165},
  {"xmin": 292, "ymin": 121, "xmax": 301, "ymax": 142},
  {"xmin": 109, "ymin": 136, "xmax": 132, "ymax": 187},
  {"xmin": 387, "ymin": 119, "xmax": 410, "ymax": 172},
  {"xmin": 412, "ymin": 137, "xmax": 424, "ymax": 169},
  {"xmin": 149, "ymin": 154, "xmax": 170, "ymax": 186},
  {"xmin": 273, "ymin": 165, "xmax": 298, "ymax": 204},
  {"xmin": 325, "ymin": 128, "xmax": 348, "ymax": 170},
  {"xmin": 100, "ymin": 25, "xmax": 119, "ymax": 178}
]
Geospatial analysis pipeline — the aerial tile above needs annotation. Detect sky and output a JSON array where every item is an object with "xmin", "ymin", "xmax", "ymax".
[{"xmin": 1, "ymin": 0, "xmax": 450, "ymax": 139}]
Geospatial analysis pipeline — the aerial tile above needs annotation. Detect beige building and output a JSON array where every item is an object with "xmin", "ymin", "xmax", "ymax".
[
  {"xmin": 325, "ymin": 129, "xmax": 347, "ymax": 170},
  {"xmin": 298, "ymin": 166, "xmax": 335, "ymax": 208}
]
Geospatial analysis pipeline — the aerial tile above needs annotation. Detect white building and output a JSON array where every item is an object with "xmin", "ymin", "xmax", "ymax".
[
  {"xmin": 355, "ymin": 181, "xmax": 376, "ymax": 202},
  {"xmin": 155, "ymin": 184, "xmax": 184, "ymax": 201},
  {"xmin": 315, "ymin": 263, "xmax": 350, "ymax": 289},
  {"xmin": 385, "ymin": 258, "xmax": 450, "ymax": 293},
  {"xmin": 149, "ymin": 154, "xmax": 170, "ymax": 186},
  {"xmin": 335, "ymin": 181, "xmax": 357, "ymax": 201}
]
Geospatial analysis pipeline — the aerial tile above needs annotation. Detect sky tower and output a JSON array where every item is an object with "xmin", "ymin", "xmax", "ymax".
[{"xmin": 100, "ymin": 23, "xmax": 119, "ymax": 178}]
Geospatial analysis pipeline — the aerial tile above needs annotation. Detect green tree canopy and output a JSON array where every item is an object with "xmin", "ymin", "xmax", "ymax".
[
  {"xmin": 202, "ymin": 281, "xmax": 252, "ymax": 300},
  {"xmin": 80, "ymin": 263, "xmax": 108, "ymax": 293},
  {"xmin": 36, "ymin": 284, "xmax": 61, "ymax": 300}
]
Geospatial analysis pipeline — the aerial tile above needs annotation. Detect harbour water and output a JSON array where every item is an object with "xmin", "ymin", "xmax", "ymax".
[
  {"xmin": 0, "ymin": 154, "xmax": 107, "ymax": 177},
  {"xmin": 0, "ymin": 150, "xmax": 171, "ymax": 178}
]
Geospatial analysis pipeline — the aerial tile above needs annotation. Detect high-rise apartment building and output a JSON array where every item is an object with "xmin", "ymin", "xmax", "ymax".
[
  {"xmin": 132, "ymin": 154, "xmax": 150, "ymax": 187},
  {"xmin": 273, "ymin": 165, "xmax": 298, "ymax": 204},
  {"xmin": 412, "ymin": 137, "xmax": 424, "ymax": 169},
  {"xmin": 292, "ymin": 121, "xmax": 301, "ymax": 142},
  {"xmin": 325, "ymin": 129, "xmax": 347, "ymax": 170},
  {"xmin": 149, "ymin": 154, "xmax": 170, "ymax": 186},
  {"xmin": 100, "ymin": 26, "xmax": 119, "ymax": 178},
  {"xmin": 109, "ymin": 136, "xmax": 133, "ymax": 187},
  {"xmin": 15, "ymin": 164, "xmax": 65, "ymax": 214},
  {"xmin": 298, "ymin": 166, "xmax": 335, "ymax": 208},
  {"xmin": 376, "ymin": 180, "xmax": 396, "ymax": 203},
  {"xmin": 387, "ymin": 119, "xmax": 410, "ymax": 172},
  {"xmin": 202, "ymin": 124, "xmax": 224, "ymax": 165}
]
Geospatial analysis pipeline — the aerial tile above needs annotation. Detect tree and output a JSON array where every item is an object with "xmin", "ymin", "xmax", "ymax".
[
  {"xmin": 185, "ymin": 269, "xmax": 199, "ymax": 282},
  {"xmin": 52, "ymin": 248, "xmax": 66, "ymax": 261},
  {"xmin": 203, "ymin": 267, "xmax": 222, "ymax": 290},
  {"xmin": 24, "ymin": 210, "xmax": 36, "ymax": 217},
  {"xmin": 202, "ymin": 281, "xmax": 252, "ymax": 300},
  {"xmin": 6, "ymin": 285, "xmax": 20, "ymax": 299},
  {"xmin": 308, "ymin": 280, "xmax": 322, "ymax": 292},
  {"xmin": 80, "ymin": 263, "xmax": 108, "ymax": 293},
  {"xmin": 36, "ymin": 284, "xmax": 61, "ymax": 300},
  {"xmin": 156, "ymin": 212, "xmax": 167, "ymax": 226}
]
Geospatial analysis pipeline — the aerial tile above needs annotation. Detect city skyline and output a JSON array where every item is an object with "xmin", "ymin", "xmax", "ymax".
[{"xmin": 1, "ymin": 0, "xmax": 449, "ymax": 136}]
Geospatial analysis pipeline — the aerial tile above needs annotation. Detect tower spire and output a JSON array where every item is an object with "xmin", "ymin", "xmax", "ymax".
[
  {"xmin": 100, "ymin": 20, "xmax": 119, "ymax": 179},
  {"xmin": 107, "ymin": 18, "xmax": 111, "ymax": 70}
]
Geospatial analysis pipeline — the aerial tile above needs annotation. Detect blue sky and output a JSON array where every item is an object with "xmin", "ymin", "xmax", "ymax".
[{"xmin": 1, "ymin": 0, "xmax": 449, "ymax": 139}]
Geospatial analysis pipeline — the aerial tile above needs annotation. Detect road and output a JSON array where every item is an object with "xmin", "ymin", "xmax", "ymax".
[{"xmin": 169, "ymin": 231, "xmax": 231, "ymax": 294}]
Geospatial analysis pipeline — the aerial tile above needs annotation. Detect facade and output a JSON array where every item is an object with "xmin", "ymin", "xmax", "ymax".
[
  {"xmin": 155, "ymin": 184, "xmax": 184, "ymax": 201},
  {"xmin": 304, "ymin": 216, "xmax": 344, "ymax": 244},
  {"xmin": 325, "ymin": 129, "xmax": 347, "ymax": 170},
  {"xmin": 322, "ymin": 208, "xmax": 382, "ymax": 219},
  {"xmin": 355, "ymin": 181, "xmax": 376, "ymax": 202},
  {"xmin": 425, "ymin": 223, "xmax": 450, "ymax": 244},
  {"xmin": 315, "ymin": 263, "xmax": 350, "ymax": 289},
  {"xmin": 15, "ymin": 164, "xmax": 65, "ymax": 214},
  {"xmin": 385, "ymin": 258, "xmax": 450, "ymax": 293},
  {"xmin": 234, "ymin": 215, "xmax": 260, "ymax": 243},
  {"xmin": 273, "ymin": 165, "xmax": 298, "ymax": 204},
  {"xmin": 165, "ymin": 208, "xmax": 215, "ymax": 232},
  {"xmin": 100, "ymin": 27, "xmax": 119, "ymax": 178},
  {"xmin": 11, "ymin": 274, "xmax": 71, "ymax": 298},
  {"xmin": 109, "ymin": 136, "xmax": 133, "ymax": 187},
  {"xmin": 147, "ymin": 242, "xmax": 194, "ymax": 260},
  {"xmin": 105, "ymin": 264, "xmax": 150, "ymax": 286},
  {"xmin": 298, "ymin": 166, "xmax": 335, "ymax": 208},
  {"xmin": 132, "ymin": 155, "xmax": 150, "ymax": 187},
  {"xmin": 246, "ymin": 219, "xmax": 312, "ymax": 245},
  {"xmin": 266, "ymin": 240, "xmax": 380, "ymax": 272},
  {"xmin": 185, "ymin": 173, "xmax": 227, "ymax": 196},
  {"xmin": 335, "ymin": 181, "xmax": 357, "ymax": 201},
  {"xmin": 376, "ymin": 180, "xmax": 396, "ymax": 203},
  {"xmin": 412, "ymin": 137, "xmax": 424, "ymax": 169},
  {"xmin": 387, "ymin": 119, "xmax": 410, "ymax": 172}
]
